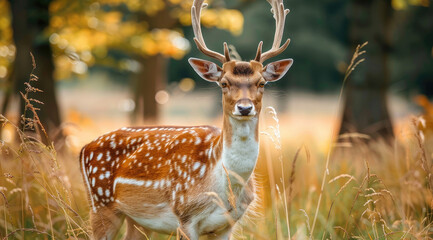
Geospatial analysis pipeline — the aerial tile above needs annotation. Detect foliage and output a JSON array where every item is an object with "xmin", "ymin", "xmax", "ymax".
[
  {"xmin": 392, "ymin": 0, "xmax": 430, "ymax": 10},
  {"xmin": 0, "ymin": 0, "xmax": 432, "ymax": 95},
  {"xmin": 0, "ymin": 0, "xmax": 243, "ymax": 81},
  {"xmin": 0, "ymin": 0, "xmax": 13, "ymax": 81}
]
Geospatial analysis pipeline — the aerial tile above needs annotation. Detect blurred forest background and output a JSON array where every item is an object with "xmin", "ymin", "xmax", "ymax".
[
  {"xmin": 0, "ymin": 0, "xmax": 432, "ymax": 147},
  {"xmin": 1, "ymin": 0, "xmax": 433, "ymax": 239}
]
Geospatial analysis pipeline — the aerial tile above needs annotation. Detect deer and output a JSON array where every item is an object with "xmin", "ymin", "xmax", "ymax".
[{"xmin": 79, "ymin": 0, "xmax": 293, "ymax": 239}]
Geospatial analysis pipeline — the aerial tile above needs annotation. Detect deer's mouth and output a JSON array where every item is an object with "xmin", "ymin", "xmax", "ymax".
[{"xmin": 231, "ymin": 112, "xmax": 257, "ymax": 121}]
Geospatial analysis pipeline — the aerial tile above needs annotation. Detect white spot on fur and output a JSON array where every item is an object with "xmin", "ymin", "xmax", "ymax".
[
  {"xmin": 113, "ymin": 177, "xmax": 145, "ymax": 193},
  {"xmin": 145, "ymin": 180, "xmax": 152, "ymax": 187},
  {"xmin": 97, "ymin": 187, "xmax": 103, "ymax": 196},
  {"xmin": 199, "ymin": 165, "xmax": 206, "ymax": 178},
  {"xmin": 81, "ymin": 148, "xmax": 96, "ymax": 213},
  {"xmin": 160, "ymin": 179, "xmax": 165, "ymax": 187},
  {"xmin": 205, "ymin": 134, "xmax": 213, "ymax": 142},
  {"xmin": 193, "ymin": 162, "xmax": 201, "ymax": 171}
]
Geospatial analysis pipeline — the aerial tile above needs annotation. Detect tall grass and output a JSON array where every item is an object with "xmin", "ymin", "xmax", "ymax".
[
  {"xmin": 0, "ymin": 48, "xmax": 432, "ymax": 239},
  {"xmin": 0, "ymin": 54, "xmax": 89, "ymax": 239},
  {"xmin": 250, "ymin": 42, "xmax": 433, "ymax": 239}
]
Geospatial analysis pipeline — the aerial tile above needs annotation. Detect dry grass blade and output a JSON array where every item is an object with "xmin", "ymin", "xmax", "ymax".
[
  {"xmin": 304, "ymin": 144, "xmax": 311, "ymax": 163},
  {"xmin": 287, "ymin": 145, "xmax": 302, "ymax": 216},
  {"xmin": 310, "ymin": 42, "xmax": 368, "ymax": 236},
  {"xmin": 19, "ymin": 52, "xmax": 49, "ymax": 142},
  {"xmin": 299, "ymin": 209, "xmax": 312, "ymax": 239},
  {"xmin": 2, "ymin": 228, "xmax": 51, "ymax": 240},
  {"xmin": 411, "ymin": 117, "xmax": 433, "ymax": 194},
  {"xmin": 0, "ymin": 191, "xmax": 7, "ymax": 206},
  {"xmin": 329, "ymin": 174, "xmax": 357, "ymax": 184},
  {"xmin": 204, "ymin": 192, "xmax": 236, "ymax": 226},
  {"xmin": 176, "ymin": 227, "xmax": 190, "ymax": 240},
  {"xmin": 334, "ymin": 176, "xmax": 356, "ymax": 197},
  {"xmin": 134, "ymin": 224, "xmax": 150, "ymax": 240},
  {"xmin": 343, "ymin": 175, "xmax": 369, "ymax": 239},
  {"xmin": 222, "ymin": 164, "xmax": 237, "ymax": 211},
  {"xmin": 334, "ymin": 226, "xmax": 350, "ymax": 236}
]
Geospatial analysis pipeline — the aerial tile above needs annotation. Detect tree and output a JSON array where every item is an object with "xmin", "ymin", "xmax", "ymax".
[
  {"xmin": 47, "ymin": 0, "xmax": 243, "ymax": 123},
  {"xmin": 0, "ymin": 0, "xmax": 243, "ymax": 139},
  {"xmin": 339, "ymin": 0, "xmax": 394, "ymax": 143},
  {"xmin": 2, "ymin": 0, "xmax": 61, "ymax": 142}
]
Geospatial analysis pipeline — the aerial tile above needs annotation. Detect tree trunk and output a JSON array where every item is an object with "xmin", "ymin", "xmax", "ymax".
[
  {"xmin": 132, "ymin": 55, "xmax": 168, "ymax": 123},
  {"xmin": 5, "ymin": 0, "xmax": 61, "ymax": 142},
  {"xmin": 32, "ymin": 41, "xmax": 62, "ymax": 132},
  {"xmin": 131, "ymin": 5, "xmax": 175, "ymax": 123},
  {"xmin": 339, "ymin": 0, "xmax": 394, "ymax": 143}
]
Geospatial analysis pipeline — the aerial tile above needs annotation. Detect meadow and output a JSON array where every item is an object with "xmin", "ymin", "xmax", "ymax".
[{"xmin": 0, "ymin": 56, "xmax": 432, "ymax": 239}]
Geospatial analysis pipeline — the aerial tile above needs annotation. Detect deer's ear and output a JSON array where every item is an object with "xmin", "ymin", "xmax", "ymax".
[
  {"xmin": 189, "ymin": 58, "xmax": 223, "ymax": 82},
  {"xmin": 262, "ymin": 59, "xmax": 293, "ymax": 82}
]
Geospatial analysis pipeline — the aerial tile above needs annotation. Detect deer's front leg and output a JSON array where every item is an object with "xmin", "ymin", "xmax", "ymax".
[
  {"xmin": 178, "ymin": 223, "xmax": 199, "ymax": 240},
  {"xmin": 207, "ymin": 228, "xmax": 232, "ymax": 240},
  {"xmin": 176, "ymin": 213, "xmax": 199, "ymax": 240}
]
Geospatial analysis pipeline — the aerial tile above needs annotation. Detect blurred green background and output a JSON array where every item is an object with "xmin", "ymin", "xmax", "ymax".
[{"xmin": 0, "ymin": 0, "xmax": 432, "ymax": 145}]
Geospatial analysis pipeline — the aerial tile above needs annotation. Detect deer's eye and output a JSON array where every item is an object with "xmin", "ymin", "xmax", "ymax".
[
  {"xmin": 259, "ymin": 82, "xmax": 266, "ymax": 88},
  {"xmin": 221, "ymin": 82, "xmax": 228, "ymax": 88}
]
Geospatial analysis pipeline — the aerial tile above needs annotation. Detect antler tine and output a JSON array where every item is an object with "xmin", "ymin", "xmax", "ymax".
[
  {"xmin": 254, "ymin": 41, "xmax": 263, "ymax": 62},
  {"xmin": 223, "ymin": 42, "xmax": 231, "ymax": 62},
  {"xmin": 257, "ymin": 0, "xmax": 291, "ymax": 63},
  {"xmin": 191, "ymin": 0, "xmax": 229, "ymax": 63}
]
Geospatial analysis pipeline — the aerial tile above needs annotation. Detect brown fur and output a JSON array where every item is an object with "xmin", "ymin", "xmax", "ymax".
[
  {"xmin": 219, "ymin": 61, "xmax": 265, "ymax": 146},
  {"xmin": 232, "ymin": 63, "xmax": 254, "ymax": 76},
  {"xmin": 80, "ymin": 126, "xmax": 236, "ymax": 238},
  {"xmin": 80, "ymin": 60, "xmax": 284, "ymax": 239}
]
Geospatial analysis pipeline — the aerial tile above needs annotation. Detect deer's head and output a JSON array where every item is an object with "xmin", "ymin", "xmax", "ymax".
[{"xmin": 189, "ymin": 0, "xmax": 293, "ymax": 120}]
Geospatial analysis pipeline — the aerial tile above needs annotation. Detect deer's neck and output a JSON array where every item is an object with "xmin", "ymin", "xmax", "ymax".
[{"xmin": 217, "ymin": 114, "xmax": 260, "ymax": 182}]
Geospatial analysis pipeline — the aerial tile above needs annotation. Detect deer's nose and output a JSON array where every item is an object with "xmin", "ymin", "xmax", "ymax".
[{"xmin": 237, "ymin": 105, "xmax": 253, "ymax": 116}]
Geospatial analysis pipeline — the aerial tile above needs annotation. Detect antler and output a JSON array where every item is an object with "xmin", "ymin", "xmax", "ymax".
[
  {"xmin": 191, "ymin": 0, "xmax": 230, "ymax": 63},
  {"xmin": 254, "ymin": 0, "xmax": 291, "ymax": 63}
]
